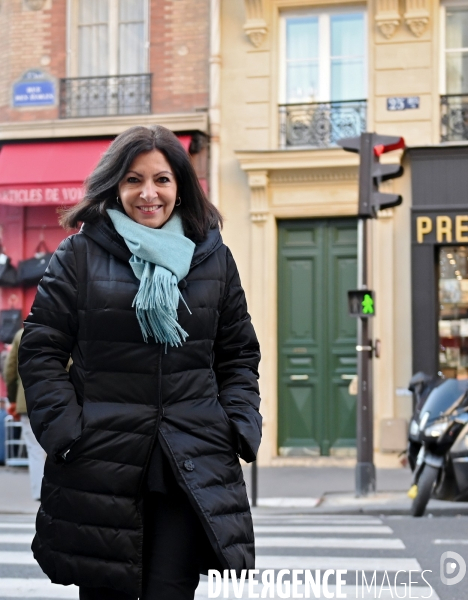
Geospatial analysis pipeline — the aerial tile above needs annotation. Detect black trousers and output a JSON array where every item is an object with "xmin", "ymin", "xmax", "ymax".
[{"xmin": 79, "ymin": 485, "xmax": 215, "ymax": 600}]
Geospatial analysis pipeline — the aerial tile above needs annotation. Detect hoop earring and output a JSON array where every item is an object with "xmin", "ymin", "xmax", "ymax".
[
  {"xmin": 116, "ymin": 196, "xmax": 121, "ymax": 205},
  {"xmin": 175, "ymin": 197, "xmax": 182, "ymax": 207}
]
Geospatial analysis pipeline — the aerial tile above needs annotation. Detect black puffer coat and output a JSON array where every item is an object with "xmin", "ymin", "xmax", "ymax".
[{"xmin": 18, "ymin": 218, "xmax": 261, "ymax": 597}]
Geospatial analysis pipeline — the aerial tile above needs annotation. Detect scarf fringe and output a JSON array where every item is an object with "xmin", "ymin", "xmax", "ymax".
[{"xmin": 132, "ymin": 263, "xmax": 189, "ymax": 347}]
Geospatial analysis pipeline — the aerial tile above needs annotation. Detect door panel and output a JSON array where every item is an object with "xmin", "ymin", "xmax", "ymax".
[
  {"xmin": 278, "ymin": 219, "xmax": 357, "ymax": 455},
  {"xmin": 278, "ymin": 222, "xmax": 323, "ymax": 451},
  {"xmin": 290, "ymin": 260, "xmax": 314, "ymax": 338},
  {"xmin": 327, "ymin": 222, "xmax": 359, "ymax": 449}
]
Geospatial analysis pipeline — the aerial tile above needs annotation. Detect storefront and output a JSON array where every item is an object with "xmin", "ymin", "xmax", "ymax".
[
  {"xmin": 0, "ymin": 135, "xmax": 195, "ymax": 320},
  {"xmin": 0, "ymin": 140, "xmax": 113, "ymax": 320},
  {"xmin": 410, "ymin": 146, "xmax": 468, "ymax": 379}
]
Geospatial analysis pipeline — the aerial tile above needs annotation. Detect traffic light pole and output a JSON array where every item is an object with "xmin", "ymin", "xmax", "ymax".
[
  {"xmin": 338, "ymin": 131, "xmax": 405, "ymax": 496},
  {"xmin": 356, "ymin": 218, "xmax": 376, "ymax": 497}
]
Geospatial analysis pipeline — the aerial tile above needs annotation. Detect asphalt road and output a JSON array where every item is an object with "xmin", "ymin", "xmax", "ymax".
[{"xmin": 385, "ymin": 515, "xmax": 468, "ymax": 600}]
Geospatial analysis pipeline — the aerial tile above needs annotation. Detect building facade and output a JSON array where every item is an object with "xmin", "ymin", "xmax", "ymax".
[
  {"xmin": 0, "ymin": 0, "xmax": 211, "ymax": 322},
  {"xmin": 2, "ymin": 0, "xmax": 468, "ymax": 466},
  {"xmin": 218, "ymin": 0, "xmax": 468, "ymax": 464}
]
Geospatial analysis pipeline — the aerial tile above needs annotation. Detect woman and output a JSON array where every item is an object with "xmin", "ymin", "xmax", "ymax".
[{"xmin": 18, "ymin": 125, "xmax": 261, "ymax": 600}]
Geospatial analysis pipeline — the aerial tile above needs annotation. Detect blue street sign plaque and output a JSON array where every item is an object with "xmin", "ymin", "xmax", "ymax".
[{"xmin": 12, "ymin": 70, "xmax": 56, "ymax": 107}]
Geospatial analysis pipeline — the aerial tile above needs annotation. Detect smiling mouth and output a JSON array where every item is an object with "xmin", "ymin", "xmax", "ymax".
[{"xmin": 137, "ymin": 205, "xmax": 162, "ymax": 213}]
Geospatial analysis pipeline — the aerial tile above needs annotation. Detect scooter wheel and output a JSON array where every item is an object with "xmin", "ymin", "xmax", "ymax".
[{"xmin": 411, "ymin": 464, "xmax": 439, "ymax": 517}]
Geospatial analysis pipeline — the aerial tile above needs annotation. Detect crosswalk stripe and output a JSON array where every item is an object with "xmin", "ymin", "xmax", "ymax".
[
  {"xmin": 253, "ymin": 516, "xmax": 383, "ymax": 525},
  {"xmin": 0, "ymin": 524, "xmax": 35, "ymax": 530},
  {"xmin": 195, "ymin": 581, "xmax": 439, "ymax": 599},
  {"xmin": 255, "ymin": 525, "xmax": 393, "ymax": 534},
  {"xmin": 254, "ymin": 498, "xmax": 321, "ymax": 508},
  {"xmin": 0, "ymin": 534, "xmax": 32, "ymax": 544},
  {"xmin": 0, "ymin": 579, "xmax": 78, "ymax": 598},
  {"xmin": 0, "ymin": 552, "xmax": 36, "ymax": 565},
  {"xmin": 256, "ymin": 537, "xmax": 405, "ymax": 549},
  {"xmin": 256, "ymin": 556, "xmax": 422, "ymax": 571}
]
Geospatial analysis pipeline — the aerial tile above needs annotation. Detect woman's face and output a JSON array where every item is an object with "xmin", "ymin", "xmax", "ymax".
[{"xmin": 118, "ymin": 150, "xmax": 177, "ymax": 228}]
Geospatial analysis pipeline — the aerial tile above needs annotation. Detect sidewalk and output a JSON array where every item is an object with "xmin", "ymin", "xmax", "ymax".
[
  {"xmin": 2, "ymin": 461, "xmax": 468, "ymax": 516},
  {"xmin": 0, "ymin": 466, "xmax": 39, "ymax": 514},
  {"xmin": 241, "ymin": 461, "xmax": 468, "ymax": 516}
]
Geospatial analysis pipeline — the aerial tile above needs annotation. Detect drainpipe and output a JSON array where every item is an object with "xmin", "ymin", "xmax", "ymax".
[{"xmin": 209, "ymin": 0, "xmax": 221, "ymax": 207}]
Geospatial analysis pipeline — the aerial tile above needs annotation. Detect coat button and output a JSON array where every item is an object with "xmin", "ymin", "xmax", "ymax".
[
  {"xmin": 178, "ymin": 278, "xmax": 187, "ymax": 290},
  {"xmin": 183, "ymin": 459, "xmax": 195, "ymax": 471}
]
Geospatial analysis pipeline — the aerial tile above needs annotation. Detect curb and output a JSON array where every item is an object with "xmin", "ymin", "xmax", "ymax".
[{"xmin": 249, "ymin": 492, "xmax": 468, "ymax": 516}]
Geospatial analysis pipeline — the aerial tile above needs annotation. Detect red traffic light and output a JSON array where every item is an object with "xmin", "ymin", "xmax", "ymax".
[
  {"xmin": 373, "ymin": 136, "xmax": 405, "ymax": 157},
  {"xmin": 338, "ymin": 132, "xmax": 405, "ymax": 218}
]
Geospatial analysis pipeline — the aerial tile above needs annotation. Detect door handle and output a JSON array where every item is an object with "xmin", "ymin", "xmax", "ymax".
[{"xmin": 290, "ymin": 374, "xmax": 309, "ymax": 381}]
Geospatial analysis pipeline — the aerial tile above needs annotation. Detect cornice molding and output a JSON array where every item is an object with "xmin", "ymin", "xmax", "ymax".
[
  {"xmin": 269, "ymin": 167, "xmax": 358, "ymax": 184},
  {"xmin": 375, "ymin": 0, "xmax": 401, "ymax": 39},
  {"xmin": 0, "ymin": 112, "xmax": 209, "ymax": 140},
  {"xmin": 244, "ymin": 0, "xmax": 268, "ymax": 48},
  {"xmin": 404, "ymin": 0, "xmax": 430, "ymax": 37},
  {"xmin": 235, "ymin": 148, "xmax": 360, "ymax": 172},
  {"xmin": 236, "ymin": 151, "xmax": 360, "ymax": 222}
]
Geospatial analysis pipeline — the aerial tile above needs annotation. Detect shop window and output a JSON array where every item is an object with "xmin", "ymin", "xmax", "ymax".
[
  {"xmin": 439, "ymin": 246, "xmax": 468, "ymax": 378},
  {"xmin": 280, "ymin": 8, "xmax": 366, "ymax": 104},
  {"xmin": 68, "ymin": 0, "xmax": 148, "ymax": 77}
]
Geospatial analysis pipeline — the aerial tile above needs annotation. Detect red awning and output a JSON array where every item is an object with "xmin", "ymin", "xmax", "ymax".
[
  {"xmin": 177, "ymin": 135, "xmax": 191, "ymax": 153},
  {"xmin": 0, "ymin": 135, "xmax": 192, "ymax": 207},
  {"xmin": 0, "ymin": 140, "xmax": 111, "ymax": 206}
]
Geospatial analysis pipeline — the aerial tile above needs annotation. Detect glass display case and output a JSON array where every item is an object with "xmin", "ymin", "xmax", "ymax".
[{"xmin": 439, "ymin": 246, "xmax": 468, "ymax": 378}]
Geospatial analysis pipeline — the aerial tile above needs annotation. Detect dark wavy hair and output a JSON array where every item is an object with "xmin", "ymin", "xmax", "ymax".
[{"xmin": 60, "ymin": 125, "xmax": 222, "ymax": 242}]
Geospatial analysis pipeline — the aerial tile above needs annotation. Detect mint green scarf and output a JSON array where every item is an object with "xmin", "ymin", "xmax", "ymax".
[{"xmin": 107, "ymin": 209, "xmax": 195, "ymax": 346}]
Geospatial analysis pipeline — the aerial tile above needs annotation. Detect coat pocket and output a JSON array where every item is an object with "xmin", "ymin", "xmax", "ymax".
[{"xmin": 218, "ymin": 405, "xmax": 240, "ymax": 455}]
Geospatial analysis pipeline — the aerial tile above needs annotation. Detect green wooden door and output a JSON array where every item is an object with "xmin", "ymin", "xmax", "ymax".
[{"xmin": 278, "ymin": 219, "xmax": 358, "ymax": 455}]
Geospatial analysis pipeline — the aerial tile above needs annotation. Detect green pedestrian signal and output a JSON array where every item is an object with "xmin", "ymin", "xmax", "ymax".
[
  {"xmin": 348, "ymin": 290, "xmax": 376, "ymax": 318},
  {"xmin": 362, "ymin": 294, "xmax": 374, "ymax": 315}
]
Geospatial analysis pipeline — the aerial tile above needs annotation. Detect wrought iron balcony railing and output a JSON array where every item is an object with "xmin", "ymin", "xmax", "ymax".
[
  {"xmin": 279, "ymin": 99, "xmax": 367, "ymax": 149},
  {"xmin": 441, "ymin": 94, "xmax": 468, "ymax": 142},
  {"xmin": 59, "ymin": 74, "xmax": 152, "ymax": 119}
]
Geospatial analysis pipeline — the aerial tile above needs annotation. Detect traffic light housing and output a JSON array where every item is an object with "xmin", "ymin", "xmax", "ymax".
[
  {"xmin": 338, "ymin": 133, "xmax": 405, "ymax": 218},
  {"xmin": 348, "ymin": 290, "xmax": 376, "ymax": 318}
]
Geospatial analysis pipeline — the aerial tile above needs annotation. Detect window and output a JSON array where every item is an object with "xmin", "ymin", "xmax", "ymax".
[
  {"xmin": 443, "ymin": 3, "xmax": 468, "ymax": 94},
  {"xmin": 281, "ymin": 9, "xmax": 366, "ymax": 104},
  {"xmin": 69, "ymin": 0, "xmax": 148, "ymax": 77}
]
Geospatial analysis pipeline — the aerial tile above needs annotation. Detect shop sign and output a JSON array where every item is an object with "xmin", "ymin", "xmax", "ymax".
[
  {"xmin": 414, "ymin": 211, "xmax": 468, "ymax": 244},
  {"xmin": 0, "ymin": 185, "xmax": 83, "ymax": 206},
  {"xmin": 12, "ymin": 69, "xmax": 56, "ymax": 108}
]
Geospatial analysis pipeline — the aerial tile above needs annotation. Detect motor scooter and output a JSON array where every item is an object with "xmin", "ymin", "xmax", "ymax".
[{"xmin": 407, "ymin": 376, "xmax": 468, "ymax": 516}]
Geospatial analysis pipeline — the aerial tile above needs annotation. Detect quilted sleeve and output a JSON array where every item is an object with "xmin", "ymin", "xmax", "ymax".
[
  {"xmin": 18, "ymin": 236, "xmax": 82, "ymax": 460},
  {"xmin": 213, "ymin": 247, "xmax": 262, "ymax": 463}
]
